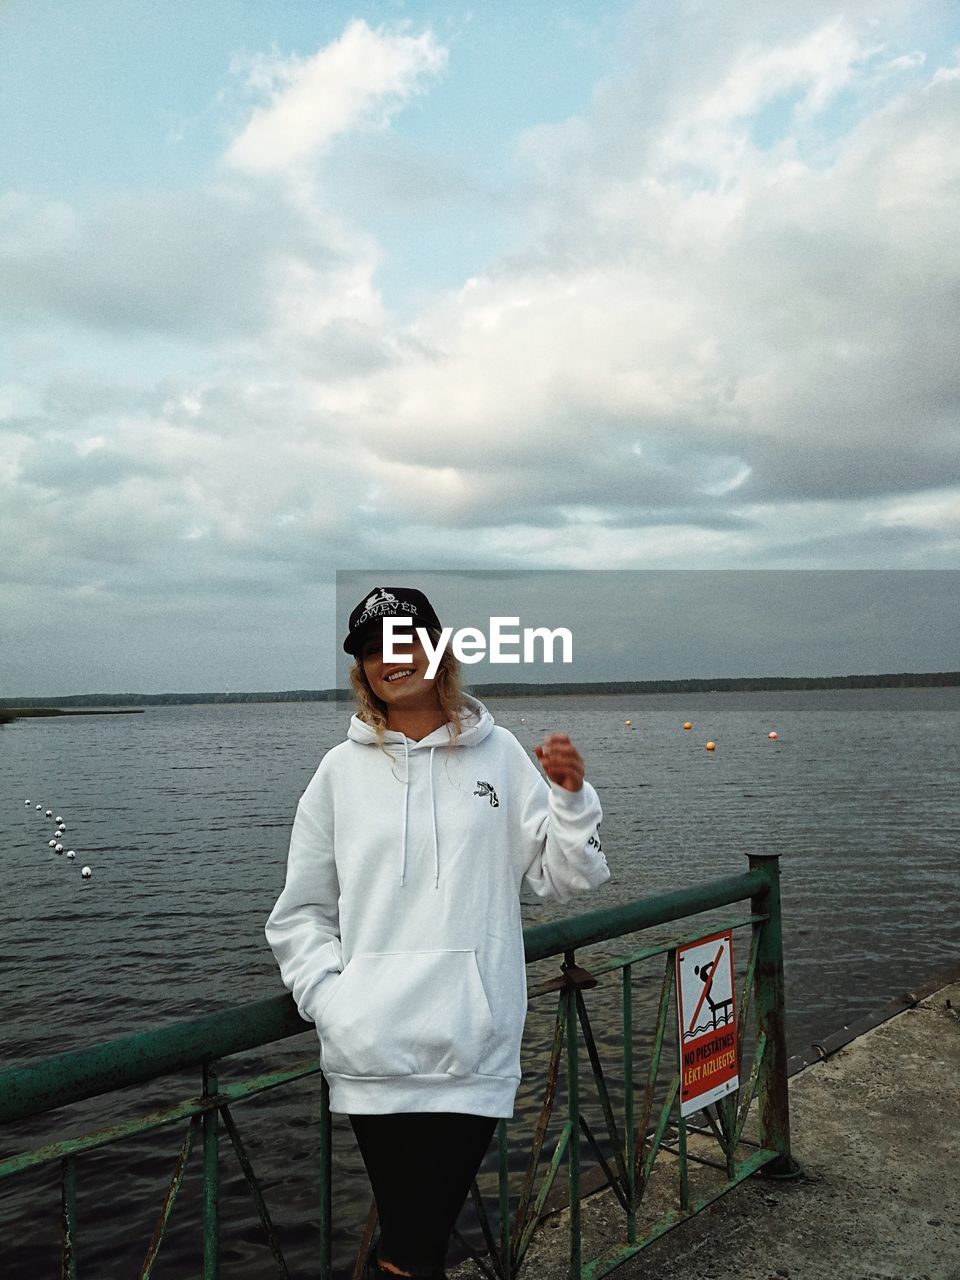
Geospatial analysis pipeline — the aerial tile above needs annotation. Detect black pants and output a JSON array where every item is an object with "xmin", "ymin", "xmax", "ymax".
[{"xmin": 349, "ymin": 1112, "xmax": 498, "ymax": 1274}]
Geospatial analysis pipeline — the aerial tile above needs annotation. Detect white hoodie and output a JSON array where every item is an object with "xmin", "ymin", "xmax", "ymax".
[{"xmin": 265, "ymin": 696, "xmax": 608, "ymax": 1117}]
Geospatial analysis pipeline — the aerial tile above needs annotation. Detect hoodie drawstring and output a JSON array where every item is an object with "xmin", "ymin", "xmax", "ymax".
[
  {"xmin": 399, "ymin": 738, "xmax": 410, "ymax": 887},
  {"xmin": 429, "ymin": 746, "xmax": 439, "ymax": 888},
  {"xmin": 398, "ymin": 741, "xmax": 440, "ymax": 889}
]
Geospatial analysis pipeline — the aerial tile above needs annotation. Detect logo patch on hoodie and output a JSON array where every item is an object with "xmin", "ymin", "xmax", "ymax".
[{"xmin": 474, "ymin": 781, "xmax": 500, "ymax": 807}]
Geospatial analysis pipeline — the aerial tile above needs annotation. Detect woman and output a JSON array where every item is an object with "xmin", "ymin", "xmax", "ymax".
[{"xmin": 266, "ymin": 587, "xmax": 609, "ymax": 1280}]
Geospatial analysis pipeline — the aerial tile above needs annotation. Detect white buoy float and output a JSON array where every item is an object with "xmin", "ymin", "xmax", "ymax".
[
  {"xmin": 25, "ymin": 799, "xmax": 30, "ymax": 805},
  {"xmin": 48, "ymin": 839, "xmax": 56, "ymax": 848},
  {"xmin": 66, "ymin": 850, "xmax": 76, "ymax": 860},
  {"xmin": 36, "ymin": 804, "xmax": 42, "ymax": 811},
  {"xmin": 81, "ymin": 866, "xmax": 92, "ymax": 879},
  {"xmin": 55, "ymin": 816, "xmax": 63, "ymax": 824},
  {"xmin": 46, "ymin": 809, "xmax": 52, "ymax": 817},
  {"xmin": 57, "ymin": 824, "xmax": 66, "ymax": 832},
  {"xmin": 55, "ymin": 842, "xmax": 63, "ymax": 852}
]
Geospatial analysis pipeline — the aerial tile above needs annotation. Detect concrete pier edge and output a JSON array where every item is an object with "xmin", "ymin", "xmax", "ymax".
[{"xmin": 786, "ymin": 961, "xmax": 960, "ymax": 1076}]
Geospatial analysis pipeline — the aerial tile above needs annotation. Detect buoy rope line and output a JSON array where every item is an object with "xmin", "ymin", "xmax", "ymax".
[{"xmin": 22, "ymin": 800, "xmax": 92, "ymax": 879}]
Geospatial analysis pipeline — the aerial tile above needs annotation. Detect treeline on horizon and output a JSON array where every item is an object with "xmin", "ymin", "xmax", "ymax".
[{"xmin": 3, "ymin": 670, "xmax": 958, "ymax": 709}]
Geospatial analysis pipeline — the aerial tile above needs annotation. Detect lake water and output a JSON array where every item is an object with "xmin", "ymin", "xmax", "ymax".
[{"xmin": 1, "ymin": 689, "xmax": 958, "ymax": 1277}]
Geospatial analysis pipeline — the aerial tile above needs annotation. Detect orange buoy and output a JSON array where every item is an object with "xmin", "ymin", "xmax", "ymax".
[
  {"xmin": 624, "ymin": 719, "xmax": 632, "ymax": 727},
  {"xmin": 768, "ymin": 731, "xmax": 778, "ymax": 740},
  {"xmin": 683, "ymin": 722, "xmax": 693, "ymax": 730},
  {"xmin": 705, "ymin": 741, "xmax": 716, "ymax": 751}
]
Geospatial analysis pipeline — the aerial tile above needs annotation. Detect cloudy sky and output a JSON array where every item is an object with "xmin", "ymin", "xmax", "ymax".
[{"xmin": 2, "ymin": 1, "xmax": 959, "ymax": 694}]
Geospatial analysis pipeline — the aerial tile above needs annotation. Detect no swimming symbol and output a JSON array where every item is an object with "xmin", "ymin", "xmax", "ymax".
[{"xmin": 687, "ymin": 940, "xmax": 734, "ymax": 1037}]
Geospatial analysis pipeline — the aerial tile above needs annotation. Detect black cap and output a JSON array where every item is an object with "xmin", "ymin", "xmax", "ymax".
[{"xmin": 343, "ymin": 586, "xmax": 443, "ymax": 656}]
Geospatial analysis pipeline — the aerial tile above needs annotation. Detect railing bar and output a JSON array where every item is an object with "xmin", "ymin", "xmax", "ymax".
[
  {"xmin": 61, "ymin": 1154, "xmax": 77, "ymax": 1280},
  {"xmin": 722, "ymin": 1095, "xmax": 737, "ymax": 1177},
  {"xmin": 515, "ymin": 1123, "xmax": 572, "ymax": 1263},
  {"xmin": 588, "ymin": 914, "xmax": 769, "ymax": 978},
  {"xmin": 498, "ymin": 1118, "xmax": 511, "ymax": 1280},
  {"xmin": 580, "ymin": 1242, "xmax": 645, "ymax": 1280},
  {"xmin": 712, "ymin": 1096, "xmax": 731, "ymax": 1154},
  {"xmin": 140, "ymin": 1115, "xmax": 200, "ymax": 1280},
  {"xmin": 680, "ymin": 1120, "xmax": 762, "ymax": 1148},
  {"xmin": 449, "ymin": 1225, "xmax": 501, "ymax": 1280},
  {"xmin": 202, "ymin": 1063, "xmax": 219, "ymax": 1280},
  {"xmin": 641, "ymin": 1074, "xmax": 679, "ymax": 1187},
  {"xmin": 622, "ymin": 964, "xmax": 636, "ymax": 1245},
  {"xmin": 217, "ymin": 1058, "xmax": 324, "ymax": 1094},
  {"xmin": 351, "ymin": 1201, "xmax": 379, "ymax": 1280},
  {"xmin": 511, "ymin": 1000, "xmax": 567, "ymax": 1255},
  {"xmin": 0, "ymin": 1064, "xmax": 326, "ymax": 1179},
  {"xmin": 577, "ymin": 1115, "xmax": 628, "ymax": 1212},
  {"xmin": 734, "ymin": 1031, "xmax": 767, "ymax": 1148},
  {"xmin": 0, "ymin": 996, "xmax": 318, "ymax": 1126},
  {"xmin": 529, "ymin": 914, "xmax": 769, "ymax": 997},
  {"xmin": 684, "ymin": 1145, "xmax": 779, "ymax": 1204},
  {"xmin": 634, "ymin": 951, "xmax": 675, "ymax": 1188},
  {"xmin": 573, "ymin": 991, "xmax": 628, "ymax": 1190},
  {"xmin": 469, "ymin": 1180, "xmax": 505, "ymax": 1280},
  {"xmin": 736, "ymin": 921, "xmax": 762, "ymax": 1067},
  {"xmin": 530, "ymin": 1122, "xmax": 572, "ymax": 1221},
  {"xmin": 696, "ymin": 1104, "xmax": 726, "ymax": 1148},
  {"xmin": 318, "ymin": 1073, "xmax": 333, "ymax": 1280},
  {"xmin": 659, "ymin": 1141, "xmax": 729, "ymax": 1172},
  {"xmin": 219, "ymin": 1104, "xmax": 290, "ymax": 1279},
  {"xmin": 524, "ymin": 869, "xmax": 768, "ymax": 964},
  {"xmin": 677, "ymin": 1112, "xmax": 689, "ymax": 1212}
]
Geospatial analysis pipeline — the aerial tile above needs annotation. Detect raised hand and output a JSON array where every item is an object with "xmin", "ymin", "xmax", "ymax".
[{"xmin": 534, "ymin": 734, "xmax": 585, "ymax": 792}]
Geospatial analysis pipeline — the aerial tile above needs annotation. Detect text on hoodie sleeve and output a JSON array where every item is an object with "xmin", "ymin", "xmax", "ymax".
[{"xmin": 511, "ymin": 736, "xmax": 609, "ymax": 904}]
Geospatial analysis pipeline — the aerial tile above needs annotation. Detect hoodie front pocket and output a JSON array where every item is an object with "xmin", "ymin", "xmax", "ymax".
[{"xmin": 317, "ymin": 949, "xmax": 496, "ymax": 1079}]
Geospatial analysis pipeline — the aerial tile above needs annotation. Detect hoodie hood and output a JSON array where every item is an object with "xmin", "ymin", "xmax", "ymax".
[
  {"xmin": 345, "ymin": 694, "xmax": 495, "ymax": 888},
  {"xmin": 346, "ymin": 693, "xmax": 495, "ymax": 750}
]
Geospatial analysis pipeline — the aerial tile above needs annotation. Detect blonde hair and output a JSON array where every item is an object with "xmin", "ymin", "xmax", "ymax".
[{"xmin": 350, "ymin": 633, "xmax": 466, "ymax": 746}]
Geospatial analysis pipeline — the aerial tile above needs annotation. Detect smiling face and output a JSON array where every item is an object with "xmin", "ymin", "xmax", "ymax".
[{"xmin": 360, "ymin": 626, "xmax": 443, "ymax": 728}]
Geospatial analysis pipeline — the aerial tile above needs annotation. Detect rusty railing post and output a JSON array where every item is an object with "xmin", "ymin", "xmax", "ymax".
[{"xmin": 748, "ymin": 853, "xmax": 801, "ymax": 1178}]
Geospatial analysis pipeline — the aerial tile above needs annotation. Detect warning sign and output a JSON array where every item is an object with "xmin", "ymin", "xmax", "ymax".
[{"xmin": 676, "ymin": 931, "xmax": 739, "ymax": 1117}]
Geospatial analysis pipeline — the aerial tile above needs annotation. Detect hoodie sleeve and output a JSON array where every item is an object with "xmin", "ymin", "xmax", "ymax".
[
  {"xmin": 264, "ymin": 773, "xmax": 343, "ymax": 1024},
  {"xmin": 515, "ymin": 742, "xmax": 609, "ymax": 904}
]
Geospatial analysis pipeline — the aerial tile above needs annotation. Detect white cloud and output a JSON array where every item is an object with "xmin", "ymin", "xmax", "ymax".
[
  {"xmin": 331, "ymin": 23, "xmax": 960, "ymax": 525},
  {"xmin": 225, "ymin": 20, "xmax": 447, "ymax": 175},
  {"xmin": 694, "ymin": 18, "xmax": 867, "ymax": 127},
  {"xmin": 876, "ymin": 489, "xmax": 960, "ymax": 532}
]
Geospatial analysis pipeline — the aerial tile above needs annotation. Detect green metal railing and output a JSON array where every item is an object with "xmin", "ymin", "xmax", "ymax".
[{"xmin": 0, "ymin": 853, "xmax": 795, "ymax": 1279}]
